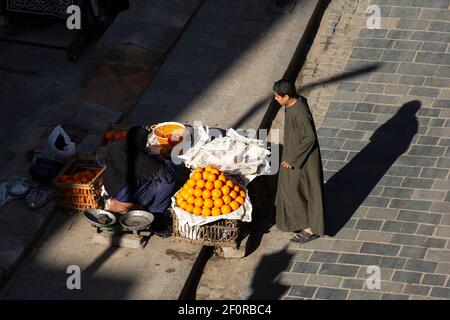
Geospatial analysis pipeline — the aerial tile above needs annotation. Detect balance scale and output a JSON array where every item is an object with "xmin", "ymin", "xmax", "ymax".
[{"xmin": 84, "ymin": 209, "xmax": 154, "ymax": 249}]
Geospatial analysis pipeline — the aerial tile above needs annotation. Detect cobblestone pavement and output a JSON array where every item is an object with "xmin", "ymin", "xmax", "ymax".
[{"xmin": 197, "ymin": 0, "xmax": 450, "ymax": 300}]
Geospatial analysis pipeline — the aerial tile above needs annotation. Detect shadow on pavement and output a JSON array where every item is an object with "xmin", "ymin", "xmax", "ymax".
[
  {"xmin": 248, "ymin": 245, "xmax": 292, "ymax": 299},
  {"xmin": 247, "ymin": 101, "xmax": 420, "ymax": 300},
  {"xmin": 324, "ymin": 100, "xmax": 421, "ymax": 236},
  {"xmin": 244, "ymin": 144, "xmax": 281, "ymax": 256}
]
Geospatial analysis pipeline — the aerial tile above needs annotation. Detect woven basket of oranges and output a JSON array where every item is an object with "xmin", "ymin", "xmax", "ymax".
[
  {"xmin": 53, "ymin": 156, "xmax": 106, "ymax": 213},
  {"xmin": 150, "ymin": 122, "xmax": 186, "ymax": 146},
  {"xmin": 171, "ymin": 165, "xmax": 248, "ymax": 246}
]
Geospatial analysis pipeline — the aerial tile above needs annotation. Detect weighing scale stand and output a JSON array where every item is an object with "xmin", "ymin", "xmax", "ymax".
[{"xmin": 91, "ymin": 224, "xmax": 152, "ymax": 249}]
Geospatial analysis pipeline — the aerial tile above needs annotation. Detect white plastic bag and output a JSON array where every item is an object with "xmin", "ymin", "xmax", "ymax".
[{"xmin": 43, "ymin": 125, "xmax": 76, "ymax": 162}]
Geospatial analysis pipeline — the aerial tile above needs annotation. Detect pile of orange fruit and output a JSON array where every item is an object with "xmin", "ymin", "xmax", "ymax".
[
  {"xmin": 58, "ymin": 169, "xmax": 101, "ymax": 184},
  {"xmin": 175, "ymin": 166, "xmax": 246, "ymax": 216},
  {"xmin": 104, "ymin": 130, "xmax": 127, "ymax": 142}
]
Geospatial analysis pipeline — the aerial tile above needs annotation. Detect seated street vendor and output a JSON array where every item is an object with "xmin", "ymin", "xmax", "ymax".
[{"xmin": 96, "ymin": 126, "xmax": 176, "ymax": 233}]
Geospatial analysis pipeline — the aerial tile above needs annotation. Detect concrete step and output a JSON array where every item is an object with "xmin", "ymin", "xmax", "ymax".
[{"xmin": 96, "ymin": 0, "xmax": 202, "ymax": 71}]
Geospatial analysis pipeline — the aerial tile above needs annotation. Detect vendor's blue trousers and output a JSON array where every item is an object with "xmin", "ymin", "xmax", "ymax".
[{"xmin": 114, "ymin": 160, "xmax": 176, "ymax": 214}]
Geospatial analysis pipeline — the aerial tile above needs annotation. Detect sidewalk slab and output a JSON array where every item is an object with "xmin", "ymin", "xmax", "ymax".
[
  {"xmin": 0, "ymin": 98, "xmax": 119, "ymax": 288},
  {"xmin": 80, "ymin": 66, "xmax": 154, "ymax": 115},
  {"xmin": 127, "ymin": 0, "xmax": 321, "ymax": 130},
  {"xmin": 96, "ymin": 0, "xmax": 202, "ymax": 71},
  {"xmin": 2, "ymin": 213, "xmax": 201, "ymax": 299}
]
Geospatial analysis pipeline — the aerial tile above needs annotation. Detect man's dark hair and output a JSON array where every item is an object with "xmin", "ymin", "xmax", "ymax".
[{"xmin": 273, "ymin": 79, "xmax": 298, "ymax": 98}]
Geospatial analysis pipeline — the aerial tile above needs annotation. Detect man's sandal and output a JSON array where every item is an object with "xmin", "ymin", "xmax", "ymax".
[{"xmin": 291, "ymin": 230, "xmax": 320, "ymax": 244}]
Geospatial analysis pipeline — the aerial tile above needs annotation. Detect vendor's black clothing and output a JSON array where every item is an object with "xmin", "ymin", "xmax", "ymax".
[{"xmin": 96, "ymin": 140, "xmax": 165, "ymax": 196}]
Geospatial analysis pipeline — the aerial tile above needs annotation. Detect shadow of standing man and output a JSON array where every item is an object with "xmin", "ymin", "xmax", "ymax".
[{"xmin": 324, "ymin": 100, "xmax": 421, "ymax": 236}]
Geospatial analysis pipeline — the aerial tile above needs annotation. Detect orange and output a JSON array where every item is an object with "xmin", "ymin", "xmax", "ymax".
[
  {"xmin": 226, "ymin": 180, "xmax": 235, "ymax": 188},
  {"xmin": 222, "ymin": 195, "xmax": 232, "ymax": 205},
  {"xmin": 204, "ymin": 181, "xmax": 214, "ymax": 191},
  {"xmin": 207, "ymin": 173, "xmax": 217, "ymax": 182},
  {"xmin": 204, "ymin": 199, "xmax": 214, "ymax": 209},
  {"xmin": 193, "ymin": 172, "xmax": 203, "ymax": 180},
  {"xmin": 84, "ymin": 171, "xmax": 94, "ymax": 180},
  {"xmin": 221, "ymin": 205, "xmax": 232, "ymax": 214},
  {"xmin": 114, "ymin": 132, "xmax": 123, "ymax": 140},
  {"xmin": 183, "ymin": 183, "xmax": 190, "ymax": 191},
  {"xmin": 176, "ymin": 192, "xmax": 184, "ymax": 201},
  {"xmin": 194, "ymin": 197, "xmax": 204, "ymax": 208},
  {"xmin": 179, "ymin": 190, "xmax": 187, "ymax": 199},
  {"xmin": 233, "ymin": 185, "xmax": 241, "ymax": 192},
  {"xmin": 205, "ymin": 166, "xmax": 214, "ymax": 172},
  {"xmin": 187, "ymin": 187, "xmax": 195, "ymax": 195},
  {"xmin": 202, "ymin": 190, "xmax": 212, "ymax": 199},
  {"xmin": 218, "ymin": 174, "xmax": 227, "ymax": 183},
  {"xmin": 176, "ymin": 198, "xmax": 183, "ymax": 206},
  {"xmin": 240, "ymin": 191, "xmax": 246, "ymax": 198},
  {"xmin": 210, "ymin": 168, "xmax": 220, "ymax": 175},
  {"xmin": 185, "ymin": 204, "xmax": 194, "ymax": 213},
  {"xmin": 193, "ymin": 207, "xmax": 202, "ymax": 215},
  {"xmin": 236, "ymin": 196, "xmax": 245, "ymax": 205},
  {"xmin": 194, "ymin": 167, "xmax": 203, "ymax": 173},
  {"xmin": 59, "ymin": 175, "xmax": 70, "ymax": 183},
  {"xmin": 214, "ymin": 180, "xmax": 224, "ymax": 189},
  {"xmin": 211, "ymin": 207, "xmax": 221, "ymax": 216},
  {"xmin": 196, "ymin": 179, "xmax": 206, "ymax": 189},
  {"xmin": 221, "ymin": 185, "xmax": 231, "ymax": 195},
  {"xmin": 229, "ymin": 190, "xmax": 238, "ymax": 199},
  {"xmin": 211, "ymin": 189, "xmax": 223, "ymax": 198},
  {"xmin": 214, "ymin": 198, "xmax": 224, "ymax": 208},
  {"xmin": 202, "ymin": 171, "xmax": 210, "ymax": 181},
  {"xmin": 187, "ymin": 179, "xmax": 196, "ymax": 187},
  {"xmin": 104, "ymin": 130, "xmax": 115, "ymax": 140},
  {"xmin": 187, "ymin": 195, "xmax": 196, "ymax": 205},
  {"xmin": 179, "ymin": 200, "xmax": 188, "ymax": 210},
  {"xmin": 230, "ymin": 201, "xmax": 240, "ymax": 211},
  {"xmin": 202, "ymin": 207, "xmax": 212, "ymax": 216},
  {"xmin": 194, "ymin": 188, "xmax": 203, "ymax": 198}
]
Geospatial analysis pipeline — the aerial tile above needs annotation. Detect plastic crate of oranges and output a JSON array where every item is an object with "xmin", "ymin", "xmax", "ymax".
[{"xmin": 175, "ymin": 165, "xmax": 246, "ymax": 217}]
